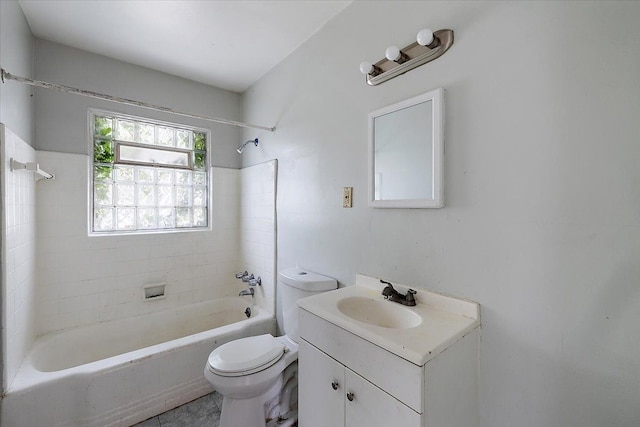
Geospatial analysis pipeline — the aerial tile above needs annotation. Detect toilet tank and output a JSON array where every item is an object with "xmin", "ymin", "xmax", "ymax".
[{"xmin": 279, "ymin": 268, "xmax": 337, "ymax": 343}]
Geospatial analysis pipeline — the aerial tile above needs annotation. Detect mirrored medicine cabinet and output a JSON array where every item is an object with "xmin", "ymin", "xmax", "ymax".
[{"xmin": 368, "ymin": 88, "xmax": 444, "ymax": 208}]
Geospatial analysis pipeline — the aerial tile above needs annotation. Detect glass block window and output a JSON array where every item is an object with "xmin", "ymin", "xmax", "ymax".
[{"xmin": 91, "ymin": 111, "xmax": 209, "ymax": 233}]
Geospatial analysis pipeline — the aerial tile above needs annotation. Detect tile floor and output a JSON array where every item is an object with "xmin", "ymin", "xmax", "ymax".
[{"xmin": 132, "ymin": 391, "xmax": 223, "ymax": 427}]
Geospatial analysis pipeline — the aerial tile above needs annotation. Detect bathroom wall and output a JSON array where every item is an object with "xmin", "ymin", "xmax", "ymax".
[
  {"xmin": 0, "ymin": 0, "xmax": 35, "ymax": 394},
  {"xmin": 0, "ymin": 0, "xmax": 35, "ymax": 145},
  {"xmin": 28, "ymin": 38, "xmax": 253, "ymax": 334},
  {"xmin": 33, "ymin": 39, "xmax": 243, "ymax": 168},
  {"xmin": 34, "ymin": 151, "xmax": 242, "ymax": 334},
  {"xmin": 241, "ymin": 2, "xmax": 640, "ymax": 427},
  {"xmin": 239, "ymin": 160, "xmax": 278, "ymax": 315},
  {"xmin": 0, "ymin": 126, "xmax": 37, "ymax": 391},
  {"xmin": 1, "ymin": 21, "xmax": 279, "ymax": 347},
  {"xmin": 33, "ymin": 154, "xmax": 277, "ymax": 334}
]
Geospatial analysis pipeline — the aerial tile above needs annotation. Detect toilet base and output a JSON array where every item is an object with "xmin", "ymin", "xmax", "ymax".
[{"xmin": 219, "ymin": 376, "xmax": 283, "ymax": 427}]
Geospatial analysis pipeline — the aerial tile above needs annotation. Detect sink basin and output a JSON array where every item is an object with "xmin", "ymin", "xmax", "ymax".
[
  {"xmin": 297, "ymin": 274, "xmax": 480, "ymax": 366},
  {"xmin": 298, "ymin": 275, "xmax": 481, "ymax": 365},
  {"xmin": 337, "ymin": 296, "xmax": 422, "ymax": 329}
]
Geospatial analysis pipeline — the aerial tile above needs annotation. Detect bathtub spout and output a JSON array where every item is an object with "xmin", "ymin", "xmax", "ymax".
[{"xmin": 239, "ymin": 288, "xmax": 254, "ymax": 296}]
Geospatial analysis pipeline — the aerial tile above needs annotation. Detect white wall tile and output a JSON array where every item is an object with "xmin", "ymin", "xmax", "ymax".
[
  {"xmin": 1, "ymin": 125, "xmax": 37, "ymax": 389},
  {"xmin": 33, "ymin": 153, "xmax": 245, "ymax": 334},
  {"xmin": 239, "ymin": 160, "xmax": 277, "ymax": 316},
  {"xmin": 3, "ymin": 143, "xmax": 276, "ymax": 380}
]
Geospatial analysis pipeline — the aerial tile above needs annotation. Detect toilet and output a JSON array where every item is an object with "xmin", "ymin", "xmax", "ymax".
[{"xmin": 204, "ymin": 268, "xmax": 337, "ymax": 427}]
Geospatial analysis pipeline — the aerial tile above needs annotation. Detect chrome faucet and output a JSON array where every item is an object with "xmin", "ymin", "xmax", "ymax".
[
  {"xmin": 239, "ymin": 288, "xmax": 254, "ymax": 297},
  {"xmin": 380, "ymin": 280, "xmax": 417, "ymax": 306},
  {"xmin": 236, "ymin": 271, "xmax": 260, "ymax": 295}
]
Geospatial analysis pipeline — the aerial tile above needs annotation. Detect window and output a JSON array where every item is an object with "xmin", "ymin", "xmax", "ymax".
[{"xmin": 91, "ymin": 111, "xmax": 209, "ymax": 234}]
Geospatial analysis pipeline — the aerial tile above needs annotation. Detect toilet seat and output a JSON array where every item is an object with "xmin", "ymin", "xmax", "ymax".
[{"xmin": 208, "ymin": 334, "xmax": 285, "ymax": 377}]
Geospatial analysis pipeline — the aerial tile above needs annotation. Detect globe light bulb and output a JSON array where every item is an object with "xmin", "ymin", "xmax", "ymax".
[
  {"xmin": 385, "ymin": 46, "xmax": 401, "ymax": 61},
  {"xmin": 417, "ymin": 28, "xmax": 435, "ymax": 46},
  {"xmin": 359, "ymin": 61, "xmax": 374, "ymax": 75}
]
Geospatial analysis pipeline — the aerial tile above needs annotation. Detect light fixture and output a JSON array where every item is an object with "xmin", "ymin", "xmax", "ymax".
[
  {"xmin": 385, "ymin": 46, "xmax": 409, "ymax": 64},
  {"xmin": 359, "ymin": 61, "xmax": 382, "ymax": 77},
  {"xmin": 237, "ymin": 138, "xmax": 259, "ymax": 154},
  {"xmin": 359, "ymin": 27, "xmax": 454, "ymax": 86},
  {"xmin": 416, "ymin": 28, "xmax": 440, "ymax": 49}
]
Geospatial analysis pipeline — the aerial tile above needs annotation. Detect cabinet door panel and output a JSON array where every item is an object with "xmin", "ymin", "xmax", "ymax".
[
  {"xmin": 345, "ymin": 368, "xmax": 421, "ymax": 427},
  {"xmin": 299, "ymin": 339, "xmax": 345, "ymax": 427}
]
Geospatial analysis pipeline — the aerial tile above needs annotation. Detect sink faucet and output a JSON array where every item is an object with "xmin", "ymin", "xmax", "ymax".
[
  {"xmin": 380, "ymin": 280, "xmax": 417, "ymax": 306},
  {"xmin": 239, "ymin": 288, "xmax": 254, "ymax": 297}
]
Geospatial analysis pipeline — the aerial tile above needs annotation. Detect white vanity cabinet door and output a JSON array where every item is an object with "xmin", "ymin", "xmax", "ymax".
[
  {"xmin": 300, "ymin": 338, "xmax": 421, "ymax": 427},
  {"xmin": 299, "ymin": 339, "xmax": 345, "ymax": 427},
  {"xmin": 345, "ymin": 368, "xmax": 421, "ymax": 427}
]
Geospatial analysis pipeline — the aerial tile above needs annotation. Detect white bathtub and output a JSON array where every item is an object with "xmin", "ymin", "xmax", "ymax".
[{"xmin": 1, "ymin": 297, "xmax": 275, "ymax": 427}]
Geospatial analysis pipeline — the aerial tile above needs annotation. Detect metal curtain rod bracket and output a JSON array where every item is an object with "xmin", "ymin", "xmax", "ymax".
[
  {"xmin": 9, "ymin": 158, "xmax": 55, "ymax": 181},
  {"xmin": 0, "ymin": 68, "xmax": 276, "ymax": 132}
]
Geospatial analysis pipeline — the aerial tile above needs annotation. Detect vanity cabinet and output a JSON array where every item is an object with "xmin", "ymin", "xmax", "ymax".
[
  {"xmin": 298, "ymin": 338, "xmax": 344, "ymax": 427},
  {"xmin": 298, "ymin": 291, "xmax": 480, "ymax": 427},
  {"xmin": 299, "ymin": 339, "xmax": 420, "ymax": 427}
]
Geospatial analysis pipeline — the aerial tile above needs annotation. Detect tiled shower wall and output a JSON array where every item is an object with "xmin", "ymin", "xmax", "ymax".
[
  {"xmin": 1, "ymin": 125, "xmax": 37, "ymax": 389},
  {"xmin": 240, "ymin": 160, "xmax": 277, "ymax": 316},
  {"xmin": 35, "ymin": 151, "xmax": 244, "ymax": 335}
]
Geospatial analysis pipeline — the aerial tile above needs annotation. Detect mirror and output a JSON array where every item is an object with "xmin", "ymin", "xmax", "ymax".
[{"xmin": 368, "ymin": 88, "xmax": 444, "ymax": 208}]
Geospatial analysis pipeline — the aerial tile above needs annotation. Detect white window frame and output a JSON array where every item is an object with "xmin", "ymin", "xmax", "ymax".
[
  {"xmin": 115, "ymin": 140, "xmax": 194, "ymax": 169},
  {"xmin": 89, "ymin": 109, "xmax": 212, "ymax": 235}
]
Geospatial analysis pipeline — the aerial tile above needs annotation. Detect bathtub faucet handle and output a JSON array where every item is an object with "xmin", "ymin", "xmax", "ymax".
[
  {"xmin": 242, "ymin": 273, "xmax": 255, "ymax": 283},
  {"xmin": 235, "ymin": 271, "xmax": 248, "ymax": 279},
  {"xmin": 249, "ymin": 276, "xmax": 262, "ymax": 287}
]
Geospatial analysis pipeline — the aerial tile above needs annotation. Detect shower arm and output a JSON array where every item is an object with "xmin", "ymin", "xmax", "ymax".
[{"xmin": 236, "ymin": 138, "xmax": 259, "ymax": 154}]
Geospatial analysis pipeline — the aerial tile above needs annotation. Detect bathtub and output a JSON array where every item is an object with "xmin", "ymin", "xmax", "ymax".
[{"xmin": 1, "ymin": 297, "xmax": 275, "ymax": 427}]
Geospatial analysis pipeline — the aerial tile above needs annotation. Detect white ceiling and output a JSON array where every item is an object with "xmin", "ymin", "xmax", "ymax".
[{"xmin": 18, "ymin": 0, "xmax": 351, "ymax": 93}]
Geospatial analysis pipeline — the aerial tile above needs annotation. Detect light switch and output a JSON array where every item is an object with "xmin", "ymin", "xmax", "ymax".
[{"xmin": 343, "ymin": 187, "xmax": 353, "ymax": 208}]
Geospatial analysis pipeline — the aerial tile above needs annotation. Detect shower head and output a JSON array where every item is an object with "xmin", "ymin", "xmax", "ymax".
[{"xmin": 236, "ymin": 138, "xmax": 259, "ymax": 154}]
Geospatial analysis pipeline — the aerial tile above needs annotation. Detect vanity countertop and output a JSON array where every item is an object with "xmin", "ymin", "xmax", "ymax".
[{"xmin": 297, "ymin": 274, "xmax": 480, "ymax": 366}]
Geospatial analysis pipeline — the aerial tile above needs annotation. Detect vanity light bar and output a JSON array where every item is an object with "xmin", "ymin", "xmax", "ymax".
[{"xmin": 359, "ymin": 28, "xmax": 454, "ymax": 86}]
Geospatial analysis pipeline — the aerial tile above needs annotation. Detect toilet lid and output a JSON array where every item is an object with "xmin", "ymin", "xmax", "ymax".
[{"xmin": 208, "ymin": 334, "xmax": 285, "ymax": 376}]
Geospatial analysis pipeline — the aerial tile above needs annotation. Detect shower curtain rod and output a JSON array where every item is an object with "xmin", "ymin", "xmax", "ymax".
[{"xmin": 0, "ymin": 68, "xmax": 276, "ymax": 132}]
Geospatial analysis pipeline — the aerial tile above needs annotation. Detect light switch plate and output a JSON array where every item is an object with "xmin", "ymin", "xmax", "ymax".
[{"xmin": 343, "ymin": 187, "xmax": 353, "ymax": 208}]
